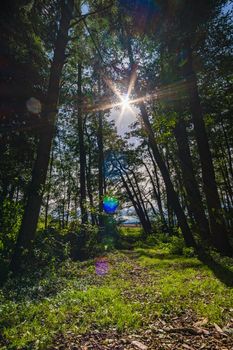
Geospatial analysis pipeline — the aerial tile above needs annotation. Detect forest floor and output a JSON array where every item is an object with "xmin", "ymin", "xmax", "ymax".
[{"xmin": 1, "ymin": 247, "xmax": 233, "ymax": 350}]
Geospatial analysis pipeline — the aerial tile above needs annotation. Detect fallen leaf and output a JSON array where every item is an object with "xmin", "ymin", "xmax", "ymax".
[
  {"xmin": 196, "ymin": 327, "xmax": 210, "ymax": 335},
  {"xmin": 183, "ymin": 344, "xmax": 195, "ymax": 350},
  {"xmin": 131, "ymin": 340, "xmax": 148, "ymax": 350},
  {"xmin": 214, "ymin": 323, "xmax": 224, "ymax": 333},
  {"xmin": 194, "ymin": 318, "xmax": 208, "ymax": 327},
  {"xmin": 165, "ymin": 327, "xmax": 209, "ymax": 335}
]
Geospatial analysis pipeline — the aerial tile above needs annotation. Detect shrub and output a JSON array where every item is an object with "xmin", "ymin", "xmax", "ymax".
[
  {"xmin": 168, "ymin": 235, "xmax": 185, "ymax": 255},
  {"xmin": 145, "ymin": 234, "xmax": 157, "ymax": 246},
  {"xmin": 33, "ymin": 228, "xmax": 71, "ymax": 265},
  {"xmin": 182, "ymin": 246, "xmax": 196, "ymax": 258},
  {"xmin": 0, "ymin": 199, "xmax": 23, "ymax": 260}
]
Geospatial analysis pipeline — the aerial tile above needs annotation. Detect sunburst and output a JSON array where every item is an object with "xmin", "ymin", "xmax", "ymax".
[
  {"xmin": 83, "ymin": 66, "xmax": 189, "ymax": 115},
  {"xmin": 121, "ymin": 94, "xmax": 130, "ymax": 108}
]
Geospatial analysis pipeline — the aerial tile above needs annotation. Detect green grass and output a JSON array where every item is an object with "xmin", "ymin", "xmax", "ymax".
[
  {"xmin": 118, "ymin": 226, "xmax": 142, "ymax": 238},
  {"xmin": 135, "ymin": 247, "xmax": 233, "ymax": 323},
  {"xmin": 118, "ymin": 226, "xmax": 142, "ymax": 248},
  {"xmin": 1, "ymin": 286, "xmax": 141, "ymax": 349},
  {"xmin": 0, "ymin": 248, "xmax": 233, "ymax": 349}
]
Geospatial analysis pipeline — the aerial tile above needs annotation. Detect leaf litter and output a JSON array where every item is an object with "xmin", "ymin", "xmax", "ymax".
[{"xmin": 49, "ymin": 250, "xmax": 233, "ymax": 350}]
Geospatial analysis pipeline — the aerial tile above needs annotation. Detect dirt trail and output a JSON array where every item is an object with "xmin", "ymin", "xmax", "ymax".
[{"xmin": 50, "ymin": 251, "xmax": 233, "ymax": 350}]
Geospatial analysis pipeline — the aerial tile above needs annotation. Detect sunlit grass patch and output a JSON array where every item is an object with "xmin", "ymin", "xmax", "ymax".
[
  {"xmin": 0, "ymin": 253, "xmax": 142, "ymax": 350},
  {"xmin": 136, "ymin": 247, "xmax": 204, "ymax": 269},
  {"xmin": 134, "ymin": 247, "xmax": 233, "ymax": 324},
  {"xmin": 118, "ymin": 227, "xmax": 142, "ymax": 248},
  {"xmin": 119, "ymin": 226, "xmax": 142, "ymax": 237},
  {"xmin": 0, "ymin": 285, "xmax": 141, "ymax": 349},
  {"xmin": 1, "ymin": 248, "xmax": 233, "ymax": 350}
]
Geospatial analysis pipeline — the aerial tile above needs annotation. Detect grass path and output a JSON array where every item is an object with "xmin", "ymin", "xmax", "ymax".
[{"xmin": 1, "ymin": 248, "xmax": 233, "ymax": 349}]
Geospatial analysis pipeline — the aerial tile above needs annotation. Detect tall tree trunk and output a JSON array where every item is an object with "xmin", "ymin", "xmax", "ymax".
[
  {"xmin": 165, "ymin": 144, "xmax": 189, "ymax": 216},
  {"xmin": 77, "ymin": 63, "xmax": 88, "ymax": 224},
  {"xmin": 115, "ymin": 158, "xmax": 151, "ymax": 236},
  {"xmin": 131, "ymin": 170, "xmax": 152, "ymax": 231},
  {"xmin": 10, "ymin": 0, "xmax": 74, "ymax": 272},
  {"xmin": 126, "ymin": 38, "xmax": 196, "ymax": 248},
  {"xmin": 167, "ymin": 193, "xmax": 174, "ymax": 230},
  {"xmin": 184, "ymin": 44, "xmax": 232, "ymax": 255},
  {"xmin": 66, "ymin": 170, "xmax": 71, "ymax": 226},
  {"xmin": 219, "ymin": 161, "xmax": 233, "ymax": 208},
  {"xmin": 97, "ymin": 78, "xmax": 104, "ymax": 231},
  {"xmin": 144, "ymin": 110, "xmax": 195, "ymax": 246},
  {"xmin": 148, "ymin": 147, "xmax": 167, "ymax": 227},
  {"xmin": 221, "ymin": 119, "xmax": 233, "ymax": 182},
  {"xmin": 73, "ymin": 63, "xmax": 89, "ymax": 261},
  {"xmin": 173, "ymin": 119, "xmax": 210, "ymax": 242},
  {"xmin": 147, "ymin": 197, "xmax": 157, "ymax": 217},
  {"xmin": 85, "ymin": 127, "xmax": 97, "ymax": 225},
  {"xmin": 119, "ymin": 172, "xmax": 151, "ymax": 236},
  {"xmin": 44, "ymin": 150, "xmax": 54, "ymax": 229},
  {"xmin": 215, "ymin": 138, "xmax": 233, "ymax": 207},
  {"xmin": 142, "ymin": 161, "xmax": 167, "ymax": 227}
]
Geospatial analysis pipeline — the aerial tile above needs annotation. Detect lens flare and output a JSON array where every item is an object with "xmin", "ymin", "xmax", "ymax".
[
  {"xmin": 95, "ymin": 256, "xmax": 108, "ymax": 276},
  {"xmin": 103, "ymin": 196, "xmax": 119, "ymax": 214},
  {"xmin": 26, "ymin": 97, "xmax": 41, "ymax": 114}
]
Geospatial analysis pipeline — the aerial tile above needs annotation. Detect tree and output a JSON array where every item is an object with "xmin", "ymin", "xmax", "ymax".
[
  {"xmin": 10, "ymin": 0, "xmax": 75, "ymax": 271},
  {"xmin": 124, "ymin": 34, "xmax": 196, "ymax": 248},
  {"xmin": 77, "ymin": 63, "xmax": 88, "ymax": 224}
]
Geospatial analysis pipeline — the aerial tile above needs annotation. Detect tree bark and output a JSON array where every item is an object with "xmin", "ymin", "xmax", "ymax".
[
  {"xmin": 97, "ymin": 78, "xmax": 104, "ymax": 231},
  {"xmin": 44, "ymin": 149, "xmax": 54, "ymax": 229},
  {"xmin": 77, "ymin": 63, "xmax": 88, "ymax": 224},
  {"xmin": 85, "ymin": 126, "xmax": 97, "ymax": 225},
  {"xmin": 173, "ymin": 119, "xmax": 210, "ymax": 241},
  {"xmin": 131, "ymin": 170, "xmax": 152, "ymax": 230},
  {"xmin": 119, "ymin": 172, "xmax": 151, "ymax": 236},
  {"xmin": 184, "ymin": 44, "xmax": 232, "ymax": 255},
  {"xmin": 10, "ymin": 0, "xmax": 74, "ymax": 272},
  {"xmin": 140, "ymin": 103, "xmax": 196, "ymax": 246},
  {"xmin": 66, "ymin": 170, "xmax": 71, "ymax": 226},
  {"xmin": 147, "ymin": 147, "xmax": 167, "ymax": 226},
  {"xmin": 221, "ymin": 119, "xmax": 233, "ymax": 182}
]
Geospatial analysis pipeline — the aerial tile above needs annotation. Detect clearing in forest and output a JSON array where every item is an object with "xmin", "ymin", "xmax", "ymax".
[{"xmin": 0, "ymin": 248, "xmax": 233, "ymax": 350}]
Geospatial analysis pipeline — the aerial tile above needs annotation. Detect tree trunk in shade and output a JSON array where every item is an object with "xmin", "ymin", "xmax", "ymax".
[
  {"xmin": 97, "ymin": 77, "xmax": 104, "ymax": 237},
  {"xmin": 44, "ymin": 150, "xmax": 54, "ymax": 229},
  {"xmin": 139, "ymin": 102, "xmax": 196, "ymax": 247},
  {"xmin": 126, "ymin": 37, "xmax": 196, "ymax": 248},
  {"xmin": 10, "ymin": 0, "xmax": 74, "ymax": 272},
  {"xmin": 77, "ymin": 63, "xmax": 88, "ymax": 224},
  {"xmin": 184, "ymin": 44, "xmax": 232, "ymax": 255},
  {"xmin": 173, "ymin": 119, "xmax": 210, "ymax": 242}
]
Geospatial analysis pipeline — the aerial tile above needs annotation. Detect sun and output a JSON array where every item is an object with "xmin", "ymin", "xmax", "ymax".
[
  {"xmin": 121, "ymin": 94, "xmax": 130, "ymax": 109},
  {"xmin": 117, "ymin": 93, "xmax": 134, "ymax": 123}
]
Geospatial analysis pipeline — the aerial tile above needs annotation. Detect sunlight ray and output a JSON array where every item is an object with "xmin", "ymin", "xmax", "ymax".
[
  {"xmin": 127, "ymin": 66, "xmax": 137, "ymax": 97},
  {"xmin": 100, "ymin": 75, "xmax": 135, "ymax": 116},
  {"xmin": 102, "ymin": 76, "xmax": 124, "ymax": 101},
  {"xmin": 84, "ymin": 74, "xmax": 191, "ymax": 115}
]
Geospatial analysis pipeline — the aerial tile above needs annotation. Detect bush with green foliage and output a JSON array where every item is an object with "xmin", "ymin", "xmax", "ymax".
[{"xmin": 0, "ymin": 200, "xmax": 23, "ymax": 260}]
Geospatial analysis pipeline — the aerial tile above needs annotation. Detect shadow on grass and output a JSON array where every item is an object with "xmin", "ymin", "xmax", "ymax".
[
  {"xmin": 124, "ymin": 248, "xmax": 177, "ymax": 260},
  {"xmin": 124, "ymin": 247, "xmax": 233, "ymax": 285},
  {"xmin": 0, "ymin": 256, "xmax": 96, "ymax": 303},
  {"xmin": 124, "ymin": 248, "xmax": 204, "ymax": 269},
  {"xmin": 197, "ymin": 249, "xmax": 233, "ymax": 287}
]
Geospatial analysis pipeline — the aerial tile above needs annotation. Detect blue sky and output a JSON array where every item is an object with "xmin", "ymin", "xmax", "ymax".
[{"xmin": 223, "ymin": 1, "xmax": 233, "ymax": 14}]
